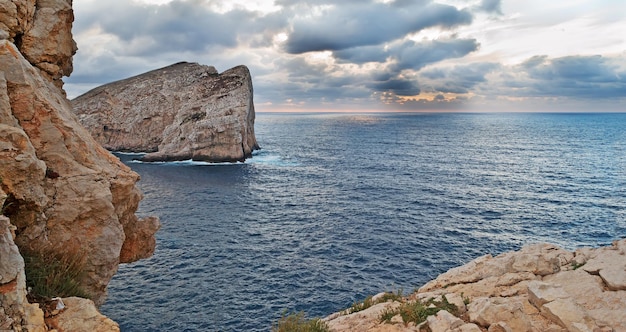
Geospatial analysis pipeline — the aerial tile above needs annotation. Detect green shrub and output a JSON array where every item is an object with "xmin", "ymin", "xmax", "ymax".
[
  {"xmin": 23, "ymin": 248, "xmax": 91, "ymax": 300},
  {"xmin": 380, "ymin": 297, "xmax": 458, "ymax": 325},
  {"xmin": 272, "ymin": 312, "xmax": 329, "ymax": 332},
  {"xmin": 348, "ymin": 290, "xmax": 403, "ymax": 314}
]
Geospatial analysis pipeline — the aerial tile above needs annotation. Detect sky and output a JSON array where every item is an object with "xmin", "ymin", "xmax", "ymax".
[{"xmin": 64, "ymin": 0, "xmax": 626, "ymax": 112}]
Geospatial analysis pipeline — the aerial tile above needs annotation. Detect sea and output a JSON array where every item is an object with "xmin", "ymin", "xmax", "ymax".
[{"xmin": 101, "ymin": 112, "xmax": 625, "ymax": 331}]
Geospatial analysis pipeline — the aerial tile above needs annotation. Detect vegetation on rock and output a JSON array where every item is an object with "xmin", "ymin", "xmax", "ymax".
[
  {"xmin": 23, "ymin": 248, "xmax": 91, "ymax": 300},
  {"xmin": 272, "ymin": 312, "xmax": 330, "ymax": 332}
]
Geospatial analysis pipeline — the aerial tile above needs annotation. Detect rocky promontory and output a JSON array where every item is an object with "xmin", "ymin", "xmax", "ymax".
[
  {"xmin": 71, "ymin": 62, "xmax": 260, "ymax": 163},
  {"xmin": 324, "ymin": 239, "xmax": 626, "ymax": 332},
  {"xmin": 1, "ymin": 0, "xmax": 158, "ymax": 330}
]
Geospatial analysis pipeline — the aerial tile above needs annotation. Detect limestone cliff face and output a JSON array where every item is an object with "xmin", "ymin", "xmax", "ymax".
[
  {"xmin": 71, "ymin": 62, "xmax": 260, "ymax": 162},
  {"xmin": 1, "ymin": 0, "xmax": 159, "ymax": 316}
]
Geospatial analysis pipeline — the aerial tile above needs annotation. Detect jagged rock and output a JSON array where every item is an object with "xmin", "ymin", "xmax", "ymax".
[
  {"xmin": 324, "ymin": 302, "xmax": 403, "ymax": 332},
  {"xmin": 467, "ymin": 297, "xmax": 531, "ymax": 331},
  {"xmin": 487, "ymin": 322, "xmax": 513, "ymax": 332},
  {"xmin": 1, "ymin": 0, "xmax": 159, "ymax": 307},
  {"xmin": 45, "ymin": 297, "xmax": 119, "ymax": 332},
  {"xmin": 326, "ymin": 239, "xmax": 626, "ymax": 332},
  {"xmin": 427, "ymin": 310, "xmax": 464, "ymax": 332},
  {"xmin": 0, "ymin": 215, "xmax": 46, "ymax": 332},
  {"xmin": 71, "ymin": 62, "xmax": 260, "ymax": 162}
]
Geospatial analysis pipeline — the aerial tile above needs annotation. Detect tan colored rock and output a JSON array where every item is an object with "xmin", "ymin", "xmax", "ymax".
[
  {"xmin": 468, "ymin": 297, "xmax": 531, "ymax": 331},
  {"xmin": 427, "ymin": 310, "xmax": 464, "ymax": 332},
  {"xmin": 453, "ymin": 323, "xmax": 482, "ymax": 332},
  {"xmin": 444, "ymin": 293, "xmax": 467, "ymax": 314},
  {"xmin": 541, "ymin": 299, "xmax": 597, "ymax": 331},
  {"xmin": 527, "ymin": 281, "xmax": 569, "ymax": 308},
  {"xmin": 71, "ymin": 62, "xmax": 260, "ymax": 162},
  {"xmin": 46, "ymin": 297, "xmax": 119, "ymax": 332},
  {"xmin": 18, "ymin": 0, "xmax": 77, "ymax": 88},
  {"xmin": 1, "ymin": 13, "xmax": 158, "ymax": 306},
  {"xmin": 0, "ymin": 215, "xmax": 47, "ymax": 332},
  {"xmin": 598, "ymin": 266, "xmax": 626, "ymax": 291},
  {"xmin": 487, "ymin": 322, "xmax": 513, "ymax": 332},
  {"xmin": 325, "ymin": 302, "xmax": 402, "ymax": 332}
]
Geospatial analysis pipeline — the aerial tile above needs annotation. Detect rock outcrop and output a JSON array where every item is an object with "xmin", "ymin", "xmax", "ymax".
[
  {"xmin": 71, "ymin": 62, "xmax": 260, "ymax": 162},
  {"xmin": 325, "ymin": 239, "xmax": 626, "ymax": 332},
  {"xmin": 1, "ymin": 0, "xmax": 159, "ymax": 319}
]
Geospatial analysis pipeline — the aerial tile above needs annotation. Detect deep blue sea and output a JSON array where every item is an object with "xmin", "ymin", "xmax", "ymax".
[{"xmin": 102, "ymin": 112, "xmax": 625, "ymax": 331}]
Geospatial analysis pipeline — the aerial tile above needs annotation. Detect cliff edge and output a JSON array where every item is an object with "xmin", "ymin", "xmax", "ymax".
[
  {"xmin": 324, "ymin": 239, "xmax": 626, "ymax": 332},
  {"xmin": 71, "ymin": 62, "xmax": 260, "ymax": 163},
  {"xmin": 1, "ymin": 0, "xmax": 159, "ymax": 329}
]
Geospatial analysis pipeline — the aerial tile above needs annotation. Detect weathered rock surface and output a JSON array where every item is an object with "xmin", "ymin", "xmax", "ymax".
[
  {"xmin": 1, "ymin": 0, "xmax": 159, "ymax": 316},
  {"xmin": 45, "ymin": 297, "xmax": 119, "ymax": 332},
  {"xmin": 71, "ymin": 62, "xmax": 260, "ymax": 162},
  {"xmin": 325, "ymin": 239, "xmax": 626, "ymax": 332}
]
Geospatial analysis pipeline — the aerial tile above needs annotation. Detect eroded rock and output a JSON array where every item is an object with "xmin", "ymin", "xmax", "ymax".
[
  {"xmin": 71, "ymin": 62, "xmax": 260, "ymax": 163},
  {"xmin": 1, "ymin": 0, "xmax": 159, "ymax": 307}
]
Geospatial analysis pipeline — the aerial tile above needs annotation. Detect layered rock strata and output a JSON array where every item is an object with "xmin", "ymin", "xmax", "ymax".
[
  {"xmin": 71, "ymin": 62, "xmax": 260, "ymax": 162},
  {"xmin": 1, "ymin": 0, "xmax": 159, "ymax": 316},
  {"xmin": 325, "ymin": 239, "xmax": 626, "ymax": 332}
]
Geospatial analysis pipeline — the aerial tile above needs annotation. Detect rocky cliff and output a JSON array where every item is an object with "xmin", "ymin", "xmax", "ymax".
[
  {"xmin": 1, "ymin": 0, "xmax": 159, "ymax": 330},
  {"xmin": 324, "ymin": 239, "xmax": 626, "ymax": 332},
  {"xmin": 71, "ymin": 62, "xmax": 260, "ymax": 163}
]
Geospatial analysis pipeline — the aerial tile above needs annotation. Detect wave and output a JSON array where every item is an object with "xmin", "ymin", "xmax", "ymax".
[{"xmin": 121, "ymin": 150, "xmax": 299, "ymax": 167}]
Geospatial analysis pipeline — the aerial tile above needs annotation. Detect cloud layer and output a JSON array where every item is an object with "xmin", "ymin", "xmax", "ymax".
[{"xmin": 65, "ymin": 0, "xmax": 626, "ymax": 111}]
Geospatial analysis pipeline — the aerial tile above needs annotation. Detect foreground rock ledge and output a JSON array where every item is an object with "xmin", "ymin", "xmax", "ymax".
[
  {"xmin": 325, "ymin": 239, "xmax": 626, "ymax": 332},
  {"xmin": 71, "ymin": 62, "xmax": 260, "ymax": 163}
]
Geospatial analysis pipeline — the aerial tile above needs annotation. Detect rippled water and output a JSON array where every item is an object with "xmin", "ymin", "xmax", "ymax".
[{"xmin": 102, "ymin": 112, "xmax": 626, "ymax": 331}]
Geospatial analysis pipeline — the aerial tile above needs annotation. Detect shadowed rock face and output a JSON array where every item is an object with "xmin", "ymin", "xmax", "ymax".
[
  {"xmin": 71, "ymin": 62, "xmax": 260, "ymax": 162},
  {"xmin": 1, "ymin": 0, "xmax": 159, "ymax": 311}
]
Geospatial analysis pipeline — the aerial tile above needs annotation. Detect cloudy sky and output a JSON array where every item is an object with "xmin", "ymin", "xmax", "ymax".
[{"xmin": 65, "ymin": 0, "xmax": 626, "ymax": 112}]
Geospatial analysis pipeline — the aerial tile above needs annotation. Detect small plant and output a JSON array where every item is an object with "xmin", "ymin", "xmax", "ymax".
[
  {"xmin": 349, "ymin": 295, "xmax": 374, "ymax": 313},
  {"xmin": 23, "ymin": 248, "xmax": 91, "ymax": 301},
  {"xmin": 461, "ymin": 293, "xmax": 471, "ymax": 305},
  {"xmin": 272, "ymin": 312, "xmax": 329, "ymax": 332},
  {"xmin": 380, "ymin": 297, "xmax": 459, "ymax": 325},
  {"xmin": 348, "ymin": 290, "xmax": 403, "ymax": 314},
  {"xmin": 379, "ymin": 308, "xmax": 398, "ymax": 322},
  {"xmin": 571, "ymin": 261, "xmax": 586, "ymax": 270}
]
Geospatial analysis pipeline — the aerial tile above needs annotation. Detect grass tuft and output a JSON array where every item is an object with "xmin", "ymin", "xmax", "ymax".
[
  {"xmin": 272, "ymin": 312, "xmax": 329, "ymax": 332},
  {"xmin": 23, "ymin": 248, "xmax": 91, "ymax": 301},
  {"xmin": 380, "ymin": 296, "xmax": 459, "ymax": 325},
  {"xmin": 348, "ymin": 289, "xmax": 404, "ymax": 314}
]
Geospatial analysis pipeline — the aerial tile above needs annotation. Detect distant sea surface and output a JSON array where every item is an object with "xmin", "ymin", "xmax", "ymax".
[{"xmin": 103, "ymin": 112, "xmax": 625, "ymax": 331}]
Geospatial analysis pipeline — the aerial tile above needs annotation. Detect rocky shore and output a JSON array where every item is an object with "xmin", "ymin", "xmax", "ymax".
[{"xmin": 324, "ymin": 239, "xmax": 626, "ymax": 332}]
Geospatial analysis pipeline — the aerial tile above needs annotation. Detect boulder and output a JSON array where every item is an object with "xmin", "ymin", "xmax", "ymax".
[
  {"xmin": 467, "ymin": 297, "xmax": 531, "ymax": 331},
  {"xmin": 71, "ymin": 62, "xmax": 260, "ymax": 162}
]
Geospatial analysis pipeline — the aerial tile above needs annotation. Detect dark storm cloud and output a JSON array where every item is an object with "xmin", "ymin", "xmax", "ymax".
[
  {"xmin": 370, "ymin": 79, "xmax": 421, "ymax": 96},
  {"xmin": 510, "ymin": 55, "xmax": 626, "ymax": 99},
  {"xmin": 333, "ymin": 38, "xmax": 479, "ymax": 70},
  {"xmin": 283, "ymin": 1, "xmax": 473, "ymax": 54},
  {"xmin": 419, "ymin": 62, "xmax": 500, "ymax": 94}
]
